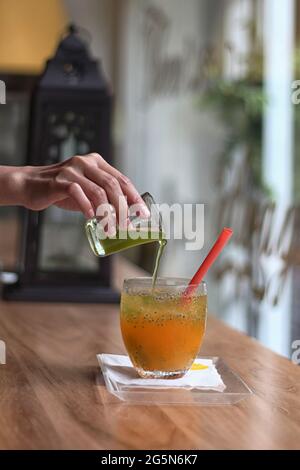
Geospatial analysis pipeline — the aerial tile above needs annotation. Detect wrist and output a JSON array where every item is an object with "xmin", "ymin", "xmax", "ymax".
[{"xmin": 0, "ymin": 166, "xmax": 29, "ymax": 206}]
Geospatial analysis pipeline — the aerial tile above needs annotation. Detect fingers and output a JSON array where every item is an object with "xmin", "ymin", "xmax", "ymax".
[
  {"xmin": 76, "ymin": 176, "xmax": 108, "ymax": 213},
  {"xmin": 56, "ymin": 178, "xmax": 116, "ymax": 235},
  {"xmin": 67, "ymin": 182, "xmax": 94, "ymax": 219},
  {"xmin": 84, "ymin": 165, "xmax": 129, "ymax": 229},
  {"xmin": 54, "ymin": 153, "xmax": 148, "ymax": 228},
  {"xmin": 90, "ymin": 153, "xmax": 150, "ymax": 217},
  {"xmin": 76, "ymin": 176, "xmax": 116, "ymax": 236},
  {"xmin": 119, "ymin": 178, "xmax": 150, "ymax": 218},
  {"xmin": 55, "ymin": 198, "xmax": 80, "ymax": 211}
]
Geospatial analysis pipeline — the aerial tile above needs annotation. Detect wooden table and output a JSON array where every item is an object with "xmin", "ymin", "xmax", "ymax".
[{"xmin": 0, "ymin": 258, "xmax": 300, "ymax": 450}]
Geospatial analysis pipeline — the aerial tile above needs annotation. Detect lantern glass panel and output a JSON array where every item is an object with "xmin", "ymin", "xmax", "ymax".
[
  {"xmin": 37, "ymin": 107, "xmax": 99, "ymax": 273},
  {"xmin": 0, "ymin": 90, "xmax": 29, "ymax": 270},
  {"xmin": 39, "ymin": 207, "xmax": 98, "ymax": 272}
]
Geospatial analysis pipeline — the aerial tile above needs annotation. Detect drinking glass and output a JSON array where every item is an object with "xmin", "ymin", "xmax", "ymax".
[
  {"xmin": 85, "ymin": 192, "xmax": 164, "ymax": 257},
  {"xmin": 120, "ymin": 277, "xmax": 207, "ymax": 379}
]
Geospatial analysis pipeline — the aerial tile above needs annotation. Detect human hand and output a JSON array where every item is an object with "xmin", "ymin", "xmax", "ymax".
[{"xmin": 1, "ymin": 154, "xmax": 149, "ymax": 233}]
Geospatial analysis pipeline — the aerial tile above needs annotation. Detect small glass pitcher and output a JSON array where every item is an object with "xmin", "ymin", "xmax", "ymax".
[{"xmin": 85, "ymin": 192, "xmax": 165, "ymax": 257}]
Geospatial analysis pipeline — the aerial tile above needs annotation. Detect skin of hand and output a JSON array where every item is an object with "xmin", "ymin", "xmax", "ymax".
[{"xmin": 0, "ymin": 153, "xmax": 149, "ymax": 234}]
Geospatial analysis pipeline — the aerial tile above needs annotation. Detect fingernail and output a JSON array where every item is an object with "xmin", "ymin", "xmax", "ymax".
[
  {"xmin": 139, "ymin": 205, "xmax": 150, "ymax": 218},
  {"xmin": 88, "ymin": 209, "xmax": 95, "ymax": 219}
]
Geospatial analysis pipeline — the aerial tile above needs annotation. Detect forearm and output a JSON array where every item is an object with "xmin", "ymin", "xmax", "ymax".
[{"xmin": 0, "ymin": 166, "xmax": 26, "ymax": 206}]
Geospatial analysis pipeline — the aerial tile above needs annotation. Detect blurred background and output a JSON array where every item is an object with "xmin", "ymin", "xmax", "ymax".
[{"xmin": 0, "ymin": 0, "xmax": 299, "ymax": 358}]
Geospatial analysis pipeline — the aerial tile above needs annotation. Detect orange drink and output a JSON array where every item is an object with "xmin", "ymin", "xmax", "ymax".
[{"xmin": 120, "ymin": 278, "xmax": 207, "ymax": 379}]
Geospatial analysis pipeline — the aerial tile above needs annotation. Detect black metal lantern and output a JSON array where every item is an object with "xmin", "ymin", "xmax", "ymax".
[{"xmin": 3, "ymin": 25, "xmax": 119, "ymax": 302}]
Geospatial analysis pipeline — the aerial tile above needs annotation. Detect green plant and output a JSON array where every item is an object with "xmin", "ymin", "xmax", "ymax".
[
  {"xmin": 201, "ymin": 78, "xmax": 266, "ymax": 191},
  {"xmin": 199, "ymin": 13, "xmax": 268, "ymax": 194},
  {"xmin": 201, "ymin": 73, "xmax": 268, "ymax": 192}
]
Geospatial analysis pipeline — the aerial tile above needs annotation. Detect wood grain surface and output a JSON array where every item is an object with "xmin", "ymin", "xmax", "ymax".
[{"xmin": 0, "ymin": 257, "xmax": 300, "ymax": 450}]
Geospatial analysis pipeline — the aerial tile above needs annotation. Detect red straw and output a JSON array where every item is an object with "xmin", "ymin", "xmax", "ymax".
[{"xmin": 183, "ymin": 227, "xmax": 233, "ymax": 299}]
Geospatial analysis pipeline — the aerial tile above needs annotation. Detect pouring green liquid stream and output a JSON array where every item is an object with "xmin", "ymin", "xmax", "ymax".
[
  {"xmin": 151, "ymin": 238, "xmax": 167, "ymax": 288},
  {"xmin": 85, "ymin": 221, "xmax": 167, "ymax": 286},
  {"xmin": 85, "ymin": 192, "xmax": 166, "ymax": 286}
]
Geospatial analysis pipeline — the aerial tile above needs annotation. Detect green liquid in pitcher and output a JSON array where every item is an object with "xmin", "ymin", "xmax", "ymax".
[{"xmin": 85, "ymin": 219, "xmax": 167, "ymax": 286}]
